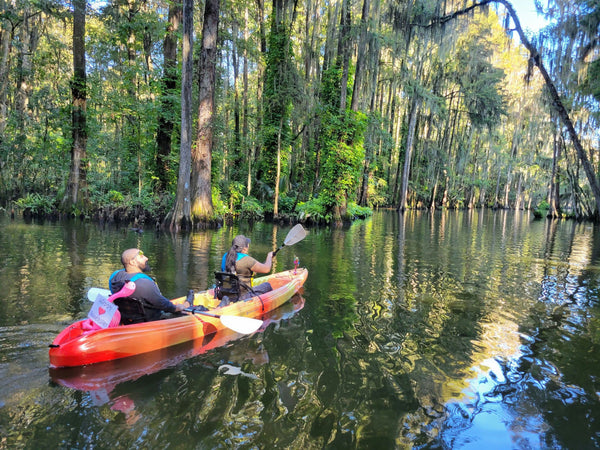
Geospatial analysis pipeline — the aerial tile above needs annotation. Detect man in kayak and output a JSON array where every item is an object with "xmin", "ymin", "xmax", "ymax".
[
  {"xmin": 109, "ymin": 248, "xmax": 190, "ymax": 322},
  {"xmin": 221, "ymin": 235, "xmax": 274, "ymax": 303}
]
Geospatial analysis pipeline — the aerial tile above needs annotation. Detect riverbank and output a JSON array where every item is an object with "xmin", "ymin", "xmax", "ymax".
[{"xmin": 5, "ymin": 191, "xmax": 374, "ymax": 228}]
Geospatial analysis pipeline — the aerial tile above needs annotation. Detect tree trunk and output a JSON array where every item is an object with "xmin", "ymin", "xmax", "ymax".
[
  {"xmin": 515, "ymin": 173, "xmax": 523, "ymax": 210},
  {"xmin": 124, "ymin": 0, "xmax": 141, "ymax": 197},
  {"xmin": 166, "ymin": 0, "xmax": 193, "ymax": 231},
  {"xmin": 358, "ymin": 149, "xmax": 370, "ymax": 206},
  {"xmin": 337, "ymin": 0, "xmax": 351, "ymax": 113},
  {"xmin": 155, "ymin": 0, "xmax": 182, "ymax": 192},
  {"xmin": 0, "ymin": 18, "xmax": 12, "ymax": 136},
  {"xmin": 493, "ymin": 167, "xmax": 502, "ymax": 209},
  {"xmin": 350, "ymin": 0, "xmax": 370, "ymax": 112},
  {"xmin": 430, "ymin": 174, "xmax": 438, "ymax": 210},
  {"xmin": 232, "ymin": 20, "xmax": 241, "ymax": 153},
  {"xmin": 63, "ymin": 0, "xmax": 88, "ymax": 213},
  {"xmin": 399, "ymin": 96, "xmax": 419, "ymax": 211},
  {"xmin": 249, "ymin": 0, "xmax": 267, "ymax": 196},
  {"xmin": 442, "ymin": 174, "xmax": 449, "ymax": 208},
  {"xmin": 243, "ymin": 7, "xmax": 251, "ymax": 195},
  {"xmin": 191, "ymin": 0, "xmax": 219, "ymax": 223},
  {"xmin": 503, "ymin": 164, "xmax": 511, "ymax": 209},
  {"xmin": 274, "ymin": 117, "xmax": 283, "ymax": 217},
  {"xmin": 549, "ymin": 121, "xmax": 562, "ymax": 217}
]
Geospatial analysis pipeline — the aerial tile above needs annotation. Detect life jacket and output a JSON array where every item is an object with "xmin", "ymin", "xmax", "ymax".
[
  {"xmin": 221, "ymin": 252, "xmax": 249, "ymax": 272},
  {"xmin": 108, "ymin": 269, "xmax": 154, "ymax": 293}
]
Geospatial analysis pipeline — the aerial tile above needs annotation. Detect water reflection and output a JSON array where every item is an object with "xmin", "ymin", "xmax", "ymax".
[{"xmin": 2, "ymin": 211, "xmax": 600, "ymax": 448}]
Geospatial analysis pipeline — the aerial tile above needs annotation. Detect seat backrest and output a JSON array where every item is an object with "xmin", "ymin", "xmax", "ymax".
[
  {"xmin": 214, "ymin": 272, "xmax": 241, "ymax": 301},
  {"xmin": 113, "ymin": 297, "xmax": 147, "ymax": 325}
]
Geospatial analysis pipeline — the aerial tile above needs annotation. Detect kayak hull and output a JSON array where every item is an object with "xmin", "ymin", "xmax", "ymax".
[
  {"xmin": 49, "ymin": 268, "xmax": 308, "ymax": 368},
  {"xmin": 49, "ymin": 295, "xmax": 305, "ymax": 393}
]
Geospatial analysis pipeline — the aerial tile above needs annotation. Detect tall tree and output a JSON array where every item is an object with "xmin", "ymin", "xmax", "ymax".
[
  {"xmin": 350, "ymin": 0, "xmax": 370, "ymax": 112},
  {"xmin": 260, "ymin": 0, "xmax": 299, "ymax": 216},
  {"xmin": 190, "ymin": 0, "xmax": 219, "ymax": 223},
  {"xmin": 549, "ymin": 119, "xmax": 562, "ymax": 217},
  {"xmin": 398, "ymin": 95, "xmax": 419, "ymax": 211},
  {"xmin": 337, "ymin": 0, "xmax": 351, "ymax": 113},
  {"xmin": 166, "ymin": 0, "xmax": 193, "ymax": 230},
  {"xmin": 62, "ymin": 0, "xmax": 88, "ymax": 213},
  {"xmin": 155, "ymin": 0, "xmax": 182, "ymax": 192}
]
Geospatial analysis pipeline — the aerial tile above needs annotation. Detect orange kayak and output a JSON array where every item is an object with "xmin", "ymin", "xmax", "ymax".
[
  {"xmin": 49, "ymin": 268, "xmax": 308, "ymax": 368},
  {"xmin": 49, "ymin": 295, "xmax": 305, "ymax": 393}
]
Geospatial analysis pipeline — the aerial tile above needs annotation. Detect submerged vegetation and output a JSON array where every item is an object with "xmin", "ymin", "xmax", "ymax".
[{"xmin": 1, "ymin": 0, "xmax": 598, "ymax": 225}]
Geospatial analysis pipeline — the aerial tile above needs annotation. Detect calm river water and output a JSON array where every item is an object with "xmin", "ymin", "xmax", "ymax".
[{"xmin": 1, "ymin": 209, "xmax": 599, "ymax": 448}]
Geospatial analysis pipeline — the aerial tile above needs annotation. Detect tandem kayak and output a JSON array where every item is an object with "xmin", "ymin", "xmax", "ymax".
[
  {"xmin": 49, "ymin": 268, "xmax": 308, "ymax": 368},
  {"xmin": 49, "ymin": 295, "xmax": 305, "ymax": 394}
]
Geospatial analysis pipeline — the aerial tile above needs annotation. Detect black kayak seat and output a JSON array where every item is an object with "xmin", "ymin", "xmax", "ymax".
[
  {"xmin": 113, "ymin": 297, "xmax": 147, "ymax": 325},
  {"xmin": 214, "ymin": 272, "xmax": 242, "ymax": 302}
]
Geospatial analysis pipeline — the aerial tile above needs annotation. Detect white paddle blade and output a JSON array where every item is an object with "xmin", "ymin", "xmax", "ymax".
[
  {"xmin": 87, "ymin": 287, "xmax": 111, "ymax": 302},
  {"xmin": 219, "ymin": 315, "xmax": 263, "ymax": 334},
  {"xmin": 283, "ymin": 224, "xmax": 307, "ymax": 246}
]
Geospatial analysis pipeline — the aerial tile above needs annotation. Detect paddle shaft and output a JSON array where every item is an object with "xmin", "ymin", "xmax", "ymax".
[
  {"xmin": 185, "ymin": 307, "xmax": 263, "ymax": 334},
  {"xmin": 184, "ymin": 308, "xmax": 220, "ymax": 318},
  {"xmin": 272, "ymin": 244, "xmax": 286, "ymax": 257}
]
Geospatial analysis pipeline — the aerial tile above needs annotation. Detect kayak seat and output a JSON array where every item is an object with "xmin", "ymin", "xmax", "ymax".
[
  {"xmin": 113, "ymin": 297, "xmax": 147, "ymax": 325},
  {"xmin": 214, "ymin": 272, "xmax": 241, "ymax": 302}
]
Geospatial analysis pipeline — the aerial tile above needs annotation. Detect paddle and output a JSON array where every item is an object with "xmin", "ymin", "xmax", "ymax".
[
  {"xmin": 88, "ymin": 287, "xmax": 111, "ymax": 302},
  {"xmin": 272, "ymin": 224, "xmax": 307, "ymax": 256},
  {"xmin": 86, "ymin": 287, "xmax": 262, "ymax": 334},
  {"xmin": 184, "ymin": 307, "xmax": 263, "ymax": 334}
]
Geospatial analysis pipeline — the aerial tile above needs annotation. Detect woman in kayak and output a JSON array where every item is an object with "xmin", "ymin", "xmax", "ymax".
[
  {"xmin": 221, "ymin": 235, "xmax": 274, "ymax": 302},
  {"xmin": 109, "ymin": 248, "xmax": 191, "ymax": 322}
]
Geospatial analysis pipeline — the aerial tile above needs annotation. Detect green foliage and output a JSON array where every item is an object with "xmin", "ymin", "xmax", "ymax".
[
  {"xmin": 319, "ymin": 110, "xmax": 368, "ymax": 214},
  {"xmin": 227, "ymin": 182, "xmax": 246, "ymax": 210},
  {"xmin": 368, "ymin": 177, "xmax": 389, "ymax": 208},
  {"xmin": 3, "ymin": 0, "xmax": 594, "ymax": 223},
  {"xmin": 277, "ymin": 193, "xmax": 297, "ymax": 214},
  {"xmin": 136, "ymin": 189, "xmax": 174, "ymax": 218},
  {"xmin": 580, "ymin": 58, "xmax": 600, "ymax": 103},
  {"xmin": 239, "ymin": 196, "xmax": 265, "ymax": 221},
  {"xmin": 320, "ymin": 64, "xmax": 344, "ymax": 110},
  {"xmin": 533, "ymin": 200, "xmax": 550, "ymax": 219},
  {"xmin": 108, "ymin": 190, "xmax": 124, "ymax": 203},
  {"xmin": 89, "ymin": 188, "xmax": 174, "ymax": 220},
  {"xmin": 259, "ymin": 17, "xmax": 301, "ymax": 190},
  {"xmin": 211, "ymin": 186, "xmax": 229, "ymax": 218},
  {"xmin": 315, "ymin": 59, "xmax": 369, "ymax": 219},
  {"xmin": 295, "ymin": 197, "xmax": 331, "ymax": 223},
  {"xmin": 537, "ymin": 200, "xmax": 550, "ymax": 210},
  {"xmin": 347, "ymin": 202, "xmax": 373, "ymax": 219},
  {"xmin": 454, "ymin": 38, "xmax": 507, "ymax": 130},
  {"xmin": 320, "ymin": 140, "xmax": 363, "ymax": 204},
  {"xmin": 13, "ymin": 194, "xmax": 57, "ymax": 215}
]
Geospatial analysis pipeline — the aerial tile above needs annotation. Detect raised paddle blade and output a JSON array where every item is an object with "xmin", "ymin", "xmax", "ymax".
[
  {"xmin": 87, "ymin": 287, "xmax": 111, "ymax": 302},
  {"xmin": 273, "ymin": 224, "xmax": 307, "ymax": 256},
  {"xmin": 283, "ymin": 224, "xmax": 307, "ymax": 246}
]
